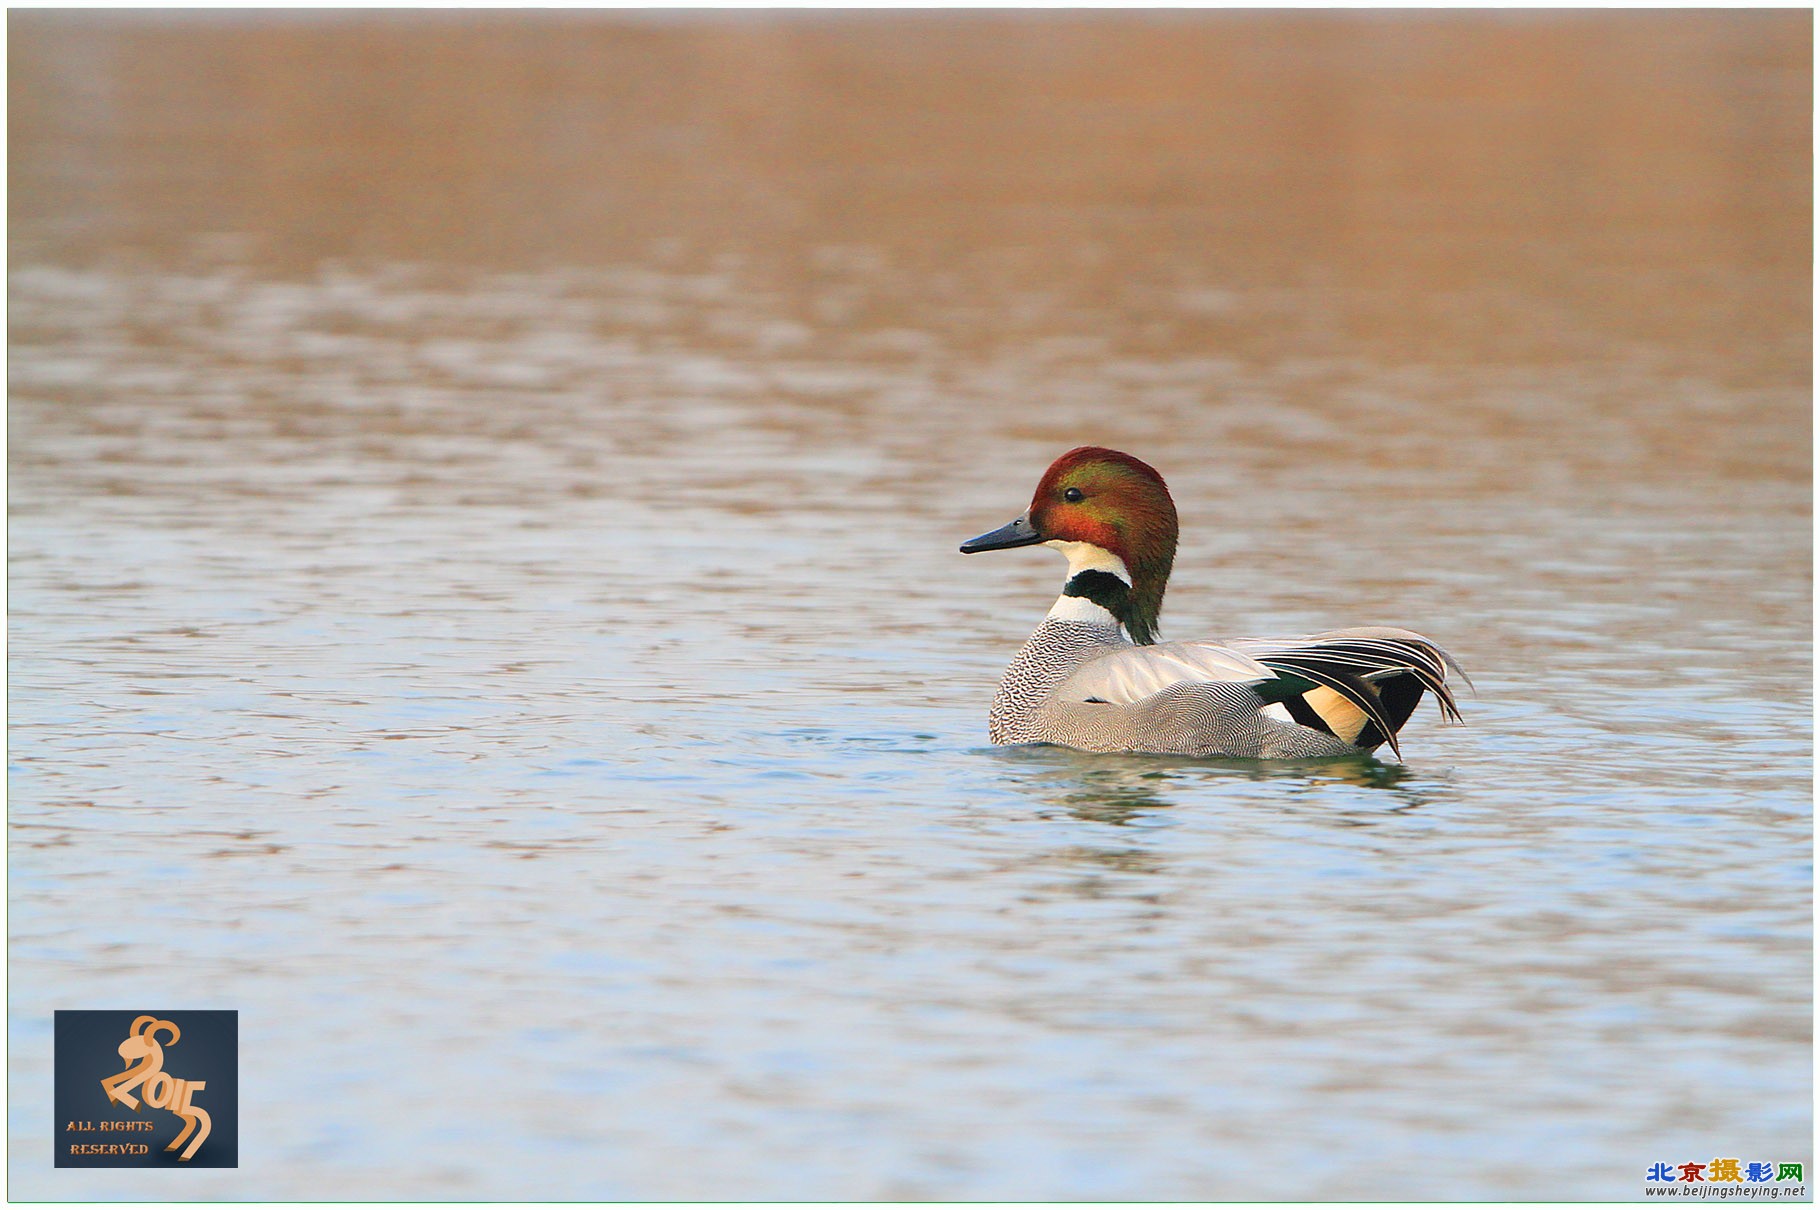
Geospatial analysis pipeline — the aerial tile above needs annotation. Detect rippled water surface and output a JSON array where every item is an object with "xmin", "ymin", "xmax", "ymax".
[{"xmin": 9, "ymin": 12, "xmax": 1811, "ymax": 1200}]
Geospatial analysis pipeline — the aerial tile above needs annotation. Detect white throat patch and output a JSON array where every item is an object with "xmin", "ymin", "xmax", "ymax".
[{"xmin": 1044, "ymin": 541, "xmax": 1131, "ymax": 584}]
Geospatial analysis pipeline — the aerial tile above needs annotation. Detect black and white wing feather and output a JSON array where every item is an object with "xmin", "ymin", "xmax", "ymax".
[{"xmin": 1225, "ymin": 627, "xmax": 1469, "ymax": 757}]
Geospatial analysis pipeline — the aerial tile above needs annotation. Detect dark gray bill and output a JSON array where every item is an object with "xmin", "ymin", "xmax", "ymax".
[{"xmin": 960, "ymin": 512, "xmax": 1044, "ymax": 554}]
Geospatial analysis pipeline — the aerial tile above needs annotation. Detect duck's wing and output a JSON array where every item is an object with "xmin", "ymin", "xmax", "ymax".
[
  {"xmin": 1058, "ymin": 627, "xmax": 1468, "ymax": 759},
  {"xmin": 1055, "ymin": 641, "xmax": 1279, "ymax": 706},
  {"xmin": 1224, "ymin": 627, "xmax": 1469, "ymax": 757}
]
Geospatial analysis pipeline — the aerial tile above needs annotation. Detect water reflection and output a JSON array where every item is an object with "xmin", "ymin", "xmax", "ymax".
[
  {"xmin": 991, "ymin": 749, "xmax": 1180, "ymax": 824},
  {"xmin": 1045, "ymin": 845, "xmax": 1168, "ymax": 879},
  {"xmin": 994, "ymin": 744, "xmax": 1425, "ymax": 826}
]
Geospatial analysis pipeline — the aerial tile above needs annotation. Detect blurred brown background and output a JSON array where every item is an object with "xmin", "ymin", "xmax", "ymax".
[{"xmin": 11, "ymin": 11, "xmax": 1810, "ymax": 379}]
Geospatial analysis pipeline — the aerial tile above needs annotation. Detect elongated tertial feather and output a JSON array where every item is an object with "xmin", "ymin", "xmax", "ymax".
[
  {"xmin": 1253, "ymin": 653, "xmax": 1408, "ymax": 757},
  {"xmin": 1231, "ymin": 630, "xmax": 1468, "ymax": 757}
]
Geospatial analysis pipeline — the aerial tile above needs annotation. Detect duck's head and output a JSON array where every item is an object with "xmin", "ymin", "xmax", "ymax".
[{"xmin": 960, "ymin": 446, "xmax": 1178, "ymax": 644}]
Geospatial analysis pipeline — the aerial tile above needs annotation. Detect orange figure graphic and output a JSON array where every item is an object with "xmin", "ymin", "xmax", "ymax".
[{"xmin": 99, "ymin": 1016, "xmax": 211, "ymax": 1161}]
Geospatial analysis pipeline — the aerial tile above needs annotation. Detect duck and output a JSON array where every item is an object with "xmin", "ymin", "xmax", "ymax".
[{"xmin": 960, "ymin": 446, "xmax": 1466, "ymax": 759}]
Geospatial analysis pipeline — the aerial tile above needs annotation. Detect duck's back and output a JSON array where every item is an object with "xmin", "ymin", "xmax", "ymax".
[
  {"xmin": 987, "ymin": 620, "xmax": 1355, "ymax": 757},
  {"xmin": 990, "ymin": 623, "xmax": 1462, "ymax": 759}
]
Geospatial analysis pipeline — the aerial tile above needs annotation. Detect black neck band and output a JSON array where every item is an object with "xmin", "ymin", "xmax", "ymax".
[{"xmin": 1062, "ymin": 570, "xmax": 1132, "ymax": 623}]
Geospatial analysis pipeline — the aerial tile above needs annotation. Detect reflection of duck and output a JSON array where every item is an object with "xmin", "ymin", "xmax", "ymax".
[
  {"xmin": 997, "ymin": 744, "xmax": 1422, "ymax": 828},
  {"xmin": 1018, "ymin": 750, "xmax": 1181, "ymax": 823},
  {"xmin": 962, "ymin": 447, "xmax": 1468, "ymax": 759}
]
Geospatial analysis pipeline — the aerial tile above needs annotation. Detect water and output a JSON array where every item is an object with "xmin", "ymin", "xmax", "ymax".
[{"xmin": 9, "ymin": 12, "xmax": 1810, "ymax": 1200}]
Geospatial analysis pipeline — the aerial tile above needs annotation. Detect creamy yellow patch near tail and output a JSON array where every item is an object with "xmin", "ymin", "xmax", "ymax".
[{"xmin": 1304, "ymin": 686, "xmax": 1369, "ymax": 744}]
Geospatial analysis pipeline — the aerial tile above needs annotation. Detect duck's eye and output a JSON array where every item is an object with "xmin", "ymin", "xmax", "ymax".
[{"xmin": 1063, "ymin": 487, "xmax": 1085, "ymax": 503}]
